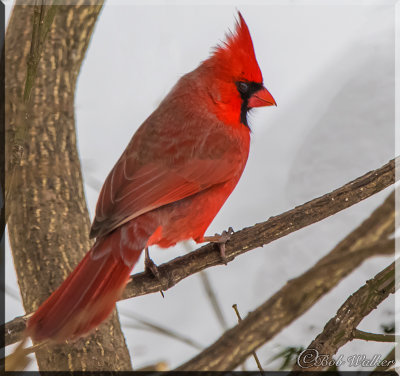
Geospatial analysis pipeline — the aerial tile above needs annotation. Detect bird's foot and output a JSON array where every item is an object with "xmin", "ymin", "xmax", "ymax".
[
  {"xmin": 202, "ymin": 227, "xmax": 234, "ymax": 265},
  {"xmin": 144, "ymin": 247, "xmax": 164, "ymax": 298}
]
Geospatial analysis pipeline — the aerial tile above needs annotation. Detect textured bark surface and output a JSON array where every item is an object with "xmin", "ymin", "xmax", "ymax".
[
  {"xmin": 4, "ymin": 163, "xmax": 397, "ymax": 348},
  {"xmin": 292, "ymin": 260, "xmax": 396, "ymax": 372},
  {"xmin": 6, "ymin": 2, "xmax": 132, "ymax": 371},
  {"xmin": 176, "ymin": 190, "xmax": 395, "ymax": 371}
]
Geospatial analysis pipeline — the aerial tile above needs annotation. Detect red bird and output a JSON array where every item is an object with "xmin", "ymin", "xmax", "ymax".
[{"xmin": 27, "ymin": 12, "xmax": 276, "ymax": 342}]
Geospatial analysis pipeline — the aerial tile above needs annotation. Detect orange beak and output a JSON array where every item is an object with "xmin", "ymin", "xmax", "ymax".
[{"xmin": 248, "ymin": 86, "xmax": 276, "ymax": 108}]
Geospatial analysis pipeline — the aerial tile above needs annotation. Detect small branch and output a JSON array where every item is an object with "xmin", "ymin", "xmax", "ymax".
[
  {"xmin": 174, "ymin": 189, "xmax": 394, "ymax": 371},
  {"xmin": 200, "ymin": 271, "xmax": 228, "ymax": 330},
  {"xmin": 2, "ymin": 314, "xmax": 31, "ymax": 349},
  {"xmin": 353, "ymin": 329, "xmax": 396, "ymax": 343},
  {"xmin": 121, "ymin": 157, "xmax": 397, "ymax": 300},
  {"xmin": 182, "ymin": 241, "xmax": 229, "ymax": 330},
  {"xmin": 232, "ymin": 304, "xmax": 264, "ymax": 373},
  {"xmin": 292, "ymin": 260, "xmax": 397, "ymax": 372},
  {"xmin": 2, "ymin": 159, "xmax": 396, "ymax": 348},
  {"xmin": 119, "ymin": 309, "xmax": 203, "ymax": 350}
]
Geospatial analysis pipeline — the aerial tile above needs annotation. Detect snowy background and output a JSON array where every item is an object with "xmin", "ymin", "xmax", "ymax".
[{"xmin": 4, "ymin": 0, "xmax": 396, "ymax": 371}]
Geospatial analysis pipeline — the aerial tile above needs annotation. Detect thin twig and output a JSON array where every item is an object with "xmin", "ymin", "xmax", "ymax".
[
  {"xmin": 232, "ymin": 304, "xmax": 264, "ymax": 373},
  {"xmin": 119, "ymin": 309, "xmax": 203, "ymax": 350},
  {"xmin": 182, "ymin": 241, "xmax": 228, "ymax": 331},
  {"xmin": 199, "ymin": 271, "xmax": 228, "ymax": 330},
  {"xmin": 353, "ymin": 329, "xmax": 396, "ymax": 343}
]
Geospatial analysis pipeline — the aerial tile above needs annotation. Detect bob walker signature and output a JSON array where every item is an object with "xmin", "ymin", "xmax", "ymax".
[{"xmin": 297, "ymin": 349, "xmax": 396, "ymax": 369}]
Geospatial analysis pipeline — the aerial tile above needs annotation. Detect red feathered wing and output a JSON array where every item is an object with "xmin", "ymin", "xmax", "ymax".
[
  {"xmin": 90, "ymin": 155, "xmax": 238, "ymax": 239},
  {"xmin": 90, "ymin": 98, "xmax": 247, "ymax": 239}
]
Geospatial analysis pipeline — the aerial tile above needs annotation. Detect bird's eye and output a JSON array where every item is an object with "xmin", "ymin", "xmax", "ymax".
[{"xmin": 238, "ymin": 82, "xmax": 249, "ymax": 94}]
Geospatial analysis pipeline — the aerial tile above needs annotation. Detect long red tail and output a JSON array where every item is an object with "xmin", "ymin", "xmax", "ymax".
[{"xmin": 26, "ymin": 237, "xmax": 142, "ymax": 342}]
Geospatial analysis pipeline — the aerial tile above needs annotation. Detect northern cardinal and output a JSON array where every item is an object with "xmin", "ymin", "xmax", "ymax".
[{"xmin": 26, "ymin": 11, "xmax": 275, "ymax": 342}]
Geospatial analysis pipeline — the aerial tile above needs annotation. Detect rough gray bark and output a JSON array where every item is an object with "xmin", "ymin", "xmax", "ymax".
[{"xmin": 6, "ymin": 2, "xmax": 132, "ymax": 371}]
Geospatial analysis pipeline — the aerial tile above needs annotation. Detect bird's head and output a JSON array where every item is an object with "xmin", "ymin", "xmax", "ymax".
[{"xmin": 204, "ymin": 12, "xmax": 276, "ymax": 128}]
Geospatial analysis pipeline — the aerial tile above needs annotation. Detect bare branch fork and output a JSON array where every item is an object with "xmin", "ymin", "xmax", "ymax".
[
  {"xmin": 3, "ymin": 157, "xmax": 397, "ymax": 348},
  {"xmin": 292, "ymin": 259, "xmax": 397, "ymax": 372},
  {"xmin": 175, "ymin": 188, "xmax": 395, "ymax": 371}
]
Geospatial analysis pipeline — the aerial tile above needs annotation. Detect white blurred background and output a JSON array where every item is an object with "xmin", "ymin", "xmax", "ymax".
[{"xmin": 5, "ymin": 0, "xmax": 396, "ymax": 371}]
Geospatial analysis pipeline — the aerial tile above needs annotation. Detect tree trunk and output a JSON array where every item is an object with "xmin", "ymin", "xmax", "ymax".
[{"xmin": 6, "ymin": 2, "xmax": 132, "ymax": 371}]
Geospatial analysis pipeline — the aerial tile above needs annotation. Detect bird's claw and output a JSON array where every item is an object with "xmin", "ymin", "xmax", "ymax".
[
  {"xmin": 144, "ymin": 247, "xmax": 164, "ymax": 298},
  {"xmin": 203, "ymin": 227, "xmax": 234, "ymax": 265},
  {"xmin": 217, "ymin": 227, "xmax": 234, "ymax": 243}
]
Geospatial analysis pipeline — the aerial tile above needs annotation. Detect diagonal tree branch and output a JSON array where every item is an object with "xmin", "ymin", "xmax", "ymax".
[
  {"xmin": 174, "ymin": 189, "xmax": 395, "ymax": 371},
  {"xmin": 123, "ymin": 157, "xmax": 397, "ymax": 298},
  {"xmin": 199, "ymin": 271, "xmax": 229, "ymax": 330},
  {"xmin": 119, "ymin": 157, "xmax": 396, "ymax": 300},
  {"xmin": 292, "ymin": 259, "xmax": 397, "ymax": 372},
  {"xmin": 3, "ymin": 158, "xmax": 397, "ymax": 348}
]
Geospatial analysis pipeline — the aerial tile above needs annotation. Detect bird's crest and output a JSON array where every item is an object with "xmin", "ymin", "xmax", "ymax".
[{"xmin": 210, "ymin": 12, "xmax": 263, "ymax": 83}]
